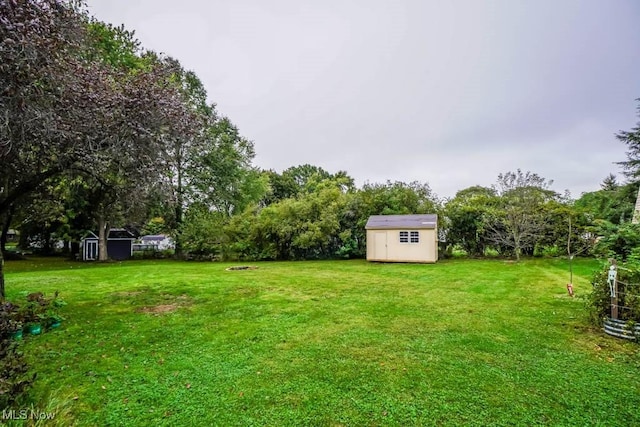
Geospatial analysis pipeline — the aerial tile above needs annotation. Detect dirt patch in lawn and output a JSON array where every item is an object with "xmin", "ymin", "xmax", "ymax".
[
  {"xmin": 138, "ymin": 304, "xmax": 180, "ymax": 315},
  {"xmin": 111, "ymin": 291, "xmax": 144, "ymax": 297},
  {"xmin": 129, "ymin": 293, "xmax": 193, "ymax": 315},
  {"xmin": 226, "ymin": 266, "xmax": 259, "ymax": 271}
]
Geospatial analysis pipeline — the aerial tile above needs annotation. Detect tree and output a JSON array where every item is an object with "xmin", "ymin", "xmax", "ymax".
[
  {"xmin": 155, "ymin": 59, "xmax": 211, "ymax": 256},
  {"xmin": 575, "ymin": 181, "xmax": 638, "ymax": 225},
  {"xmin": 0, "ymin": 1, "xmax": 199, "ymax": 291},
  {"xmin": 485, "ymin": 170, "xmax": 559, "ymax": 260},
  {"xmin": 191, "ymin": 116, "xmax": 266, "ymax": 217},
  {"xmin": 601, "ymin": 173, "xmax": 619, "ymax": 191},
  {"xmin": 261, "ymin": 170, "xmax": 300, "ymax": 206},
  {"xmin": 1, "ymin": 0, "xmax": 90, "ymax": 296},
  {"xmin": 616, "ymin": 100, "xmax": 640, "ymax": 223},
  {"xmin": 616, "ymin": 99, "xmax": 640, "ymax": 179},
  {"xmin": 223, "ymin": 171, "xmax": 358, "ymax": 261},
  {"xmin": 444, "ymin": 186, "xmax": 497, "ymax": 256}
]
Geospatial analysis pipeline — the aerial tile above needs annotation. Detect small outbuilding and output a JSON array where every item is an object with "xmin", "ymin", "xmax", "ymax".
[
  {"xmin": 81, "ymin": 228, "xmax": 135, "ymax": 261},
  {"xmin": 139, "ymin": 234, "xmax": 175, "ymax": 251},
  {"xmin": 365, "ymin": 214, "xmax": 438, "ymax": 263}
]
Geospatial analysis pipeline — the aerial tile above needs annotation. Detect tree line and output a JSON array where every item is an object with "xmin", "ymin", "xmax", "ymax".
[{"xmin": 2, "ymin": 1, "xmax": 640, "ymax": 297}]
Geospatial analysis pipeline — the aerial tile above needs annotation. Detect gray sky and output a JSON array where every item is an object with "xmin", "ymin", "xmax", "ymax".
[{"xmin": 87, "ymin": 0, "xmax": 640, "ymax": 199}]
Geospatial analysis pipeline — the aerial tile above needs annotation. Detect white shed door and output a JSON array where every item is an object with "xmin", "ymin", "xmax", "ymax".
[{"xmin": 374, "ymin": 232, "xmax": 387, "ymax": 260}]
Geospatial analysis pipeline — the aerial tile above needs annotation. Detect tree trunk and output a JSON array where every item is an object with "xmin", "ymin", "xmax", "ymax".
[
  {"xmin": 568, "ymin": 215, "xmax": 573, "ymax": 284},
  {"xmin": 0, "ymin": 247, "xmax": 5, "ymax": 299},
  {"xmin": 633, "ymin": 185, "xmax": 640, "ymax": 224},
  {"xmin": 174, "ymin": 160, "xmax": 183, "ymax": 258},
  {"xmin": 512, "ymin": 227, "xmax": 521, "ymax": 261},
  {"xmin": 98, "ymin": 214, "xmax": 109, "ymax": 261},
  {"xmin": 174, "ymin": 203, "xmax": 183, "ymax": 258},
  {"xmin": 0, "ymin": 205, "xmax": 14, "ymax": 254}
]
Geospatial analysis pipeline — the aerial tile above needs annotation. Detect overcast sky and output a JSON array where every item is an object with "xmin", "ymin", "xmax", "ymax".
[{"xmin": 87, "ymin": 0, "xmax": 640, "ymax": 199}]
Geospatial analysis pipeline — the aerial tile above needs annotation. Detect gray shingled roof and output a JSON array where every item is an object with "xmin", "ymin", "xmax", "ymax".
[{"xmin": 365, "ymin": 214, "xmax": 437, "ymax": 230}]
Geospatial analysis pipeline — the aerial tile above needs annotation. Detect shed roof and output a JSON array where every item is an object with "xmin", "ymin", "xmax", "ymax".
[
  {"xmin": 365, "ymin": 214, "xmax": 437, "ymax": 230},
  {"xmin": 141, "ymin": 234, "xmax": 169, "ymax": 241},
  {"xmin": 109, "ymin": 228, "xmax": 135, "ymax": 239},
  {"xmin": 82, "ymin": 228, "xmax": 135, "ymax": 240}
]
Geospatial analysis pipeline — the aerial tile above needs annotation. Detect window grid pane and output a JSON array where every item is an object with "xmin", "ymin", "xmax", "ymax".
[
  {"xmin": 410, "ymin": 231, "xmax": 419, "ymax": 243},
  {"xmin": 399, "ymin": 231, "xmax": 408, "ymax": 243}
]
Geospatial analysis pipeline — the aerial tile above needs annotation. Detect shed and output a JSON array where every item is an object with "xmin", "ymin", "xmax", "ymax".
[
  {"xmin": 81, "ymin": 228, "xmax": 135, "ymax": 261},
  {"xmin": 365, "ymin": 214, "xmax": 438, "ymax": 263},
  {"xmin": 139, "ymin": 234, "xmax": 175, "ymax": 251},
  {"xmin": 6, "ymin": 229, "xmax": 19, "ymax": 242}
]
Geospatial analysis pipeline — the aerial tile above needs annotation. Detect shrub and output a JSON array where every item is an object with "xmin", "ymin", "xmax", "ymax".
[
  {"xmin": 593, "ymin": 221, "xmax": 640, "ymax": 261},
  {"xmin": 587, "ymin": 262, "xmax": 640, "ymax": 326},
  {"xmin": 0, "ymin": 302, "xmax": 35, "ymax": 407}
]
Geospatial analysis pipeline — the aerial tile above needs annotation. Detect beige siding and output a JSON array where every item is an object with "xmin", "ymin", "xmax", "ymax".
[{"xmin": 366, "ymin": 228, "xmax": 438, "ymax": 263}]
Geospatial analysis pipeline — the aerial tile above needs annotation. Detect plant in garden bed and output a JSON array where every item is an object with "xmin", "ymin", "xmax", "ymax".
[
  {"xmin": 18, "ymin": 291, "xmax": 66, "ymax": 335},
  {"xmin": 588, "ymin": 260, "xmax": 640, "ymax": 327},
  {"xmin": 0, "ymin": 302, "xmax": 35, "ymax": 407}
]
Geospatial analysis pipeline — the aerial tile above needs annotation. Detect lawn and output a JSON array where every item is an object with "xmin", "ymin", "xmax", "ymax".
[{"xmin": 4, "ymin": 257, "xmax": 640, "ymax": 426}]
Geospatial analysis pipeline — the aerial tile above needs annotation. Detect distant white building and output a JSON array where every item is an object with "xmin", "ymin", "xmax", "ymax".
[{"xmin": 139, "ymin": 234, "xmax": 175, "ymax": 251}]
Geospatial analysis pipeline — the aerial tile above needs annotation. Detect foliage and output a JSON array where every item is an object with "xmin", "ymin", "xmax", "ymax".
[
  {"xmin": 443, "ymin": 186, "xmax": 497, "ymax": 256},
  {"xmin": 0, "ymin": 0, "xmax": 210, "ymax": 272},
  {"xmin": 592, "ymin": 221, "xmax": 640, "ymax": 261},
  {"xmin": 574, "ymin": 181, "xmax": 638, "ymax": 225},
  {"xmin": 179, "ymin": 205, "xmax": 226, "ymax": 260},
  {"xmin": 0, "ymin": 302, "xmax": 34, "ymax": 407},
  {"xmin": 18, "ymin": 291, "xmax": 66, "ymax": 329},
  {"xmin": 222, "ymin": 177, "xmax": 439, "ymax": 261},
  {"xmin": 141, "ymin": 217, "xmax": 168, "ymax": 236},
  {"xmin": 616, "ymin": 99, "xmax": 640, "ymax": 179},
  {"xmin": 587, "ymin": 262, "xmax": 640, "ymax": 326},
  {"xmin": 485, "ymin": 170, "xmax": 560, "ymax": 260},
  {"xmin": 261, "ymin": 170, "xmax": 300, "ymax": 205}
]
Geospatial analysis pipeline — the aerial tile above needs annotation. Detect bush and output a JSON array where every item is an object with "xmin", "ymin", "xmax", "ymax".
[
  {"xmin": 132, "ymin": 249, "xmax": 174, "ymax": 260},
  {"xmin": 593, "ymin": 222, "xmax": 640, "ymax": 261},
  {"xmin": 0, "ymin": 302, "xmax": 35, "ymax": 407},
  {"xmin": 533, "ymin": 245, "xmax": 560, "ymax": 258},
  {"xmin": 19, "ymin": 291, "xmax": 66, "ymax": 328},
  {"xmin": 587, "ymin": 262, "xmax": 640, "ymax": 326}
]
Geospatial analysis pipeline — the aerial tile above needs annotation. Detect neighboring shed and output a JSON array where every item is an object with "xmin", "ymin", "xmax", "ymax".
[
  {"xmin": 365, "ymin": 214, "xmax": 438, "ymax": 263},
  {"xmin": 81, "ymin": 228, "xmax": 135, "ymax": 261},
  {"xmin": 6, "ymin": 229, "xmax": 18, "ymax": 242},
  {"xmin": 139, "ymin": 234, "xmax": 174, "ymax": 251}
]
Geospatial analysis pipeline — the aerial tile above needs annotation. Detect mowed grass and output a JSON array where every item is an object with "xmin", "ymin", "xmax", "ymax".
[{"xmin": 4, "ymin": 257, "xmax": 640, "ymax": 426}]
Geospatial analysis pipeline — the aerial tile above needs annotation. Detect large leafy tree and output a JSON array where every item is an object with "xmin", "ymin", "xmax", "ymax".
[
  {"xmin": 0, "ymin": 1, "xmax": 195, "ymax": 290},
  {"xmin": 0, "ymin": 0, "xmax": 87, "ymax": 217},
  {"xmin": 152, "ymin": 58, "xmax": 267, "ymax": 256},
  {"xmin": 485, "ymin": 170, "xmax": 559, "ymax": 260},
  {"xmin": 191, "ymin": 116, "xmax": 267, "ymax": 217},
  {"xmin": 1, "ymin": 0, "xmax": 90, "ymax": 295},
  {"xmin": 444, "ymin": 186, "xmax": 497, "ymax": 256}
]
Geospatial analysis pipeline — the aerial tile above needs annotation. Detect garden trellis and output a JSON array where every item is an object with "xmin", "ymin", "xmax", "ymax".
[
  {"xmin": 601, "ymin": 266, "xmax": 640, "ymax": 340},
  {"xmin": 608, "ymin": 277, "xmax": 640, "ymax": 320}
]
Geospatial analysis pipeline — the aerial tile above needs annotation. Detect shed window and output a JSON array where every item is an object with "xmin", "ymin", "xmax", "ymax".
[{"xmin": 399, "ymin": 230, "xmax": 420, "ymax": 244}]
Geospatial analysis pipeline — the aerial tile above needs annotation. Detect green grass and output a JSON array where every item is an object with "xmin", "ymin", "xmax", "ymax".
[{"xmin": 4, "ymin": 257, "xmax": 640, "ymax": 426}]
